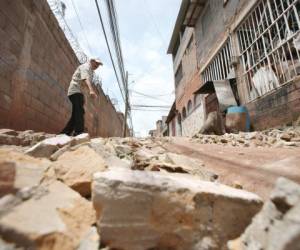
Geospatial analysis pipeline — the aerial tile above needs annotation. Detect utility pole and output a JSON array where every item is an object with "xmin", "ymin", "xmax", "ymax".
[{"xmin": 123, "ymin": 71, "xmax": 129, "ymax": 137}]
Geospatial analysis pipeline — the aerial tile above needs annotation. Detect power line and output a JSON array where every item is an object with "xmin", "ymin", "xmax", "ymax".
[
  {"xmin": 132, "ymin": 104, "xmax": 171, "ymax": 108},
  {"xmin": 142, "ymin": 0, "xmax": 167, "ymax": 47},
  {"xmin": 104, "ymin": 0, "xmax": 133, "ymax": 136},
  {"xmin": 132, "ymin": 89, "xmax": 174, "ymax": 97},
  {"xmin": 70, "ymin": 0, "xmax": 93, "ymax": 55},
  {"xmin": 94, "ymin": 0, "xmax": 125, "ymax": 102}
]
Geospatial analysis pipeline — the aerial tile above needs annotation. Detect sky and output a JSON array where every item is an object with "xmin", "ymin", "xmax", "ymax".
[{"xmin": 48, "ymin": 0, "xmax": 181, "ymax": 137}]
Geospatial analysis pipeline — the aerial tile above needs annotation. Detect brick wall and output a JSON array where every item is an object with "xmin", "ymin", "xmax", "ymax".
[
  {"xmin": 246, "ymin": 78, "xmax": 300, "ymax": 130},
  {"xmin": 0, "ymin": 0, "xmax": 126, "ymax": 137}
]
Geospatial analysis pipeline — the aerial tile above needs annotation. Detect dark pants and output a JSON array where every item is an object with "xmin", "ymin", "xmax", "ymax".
[{"xmin": 61, "ymin": 93, "xmax": 84, "ymax": 136}]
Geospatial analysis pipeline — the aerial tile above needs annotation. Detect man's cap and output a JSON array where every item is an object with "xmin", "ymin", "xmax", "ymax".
[{"xmin": 90, "ymin": 58, "xmax": 103, "ymax": 65}]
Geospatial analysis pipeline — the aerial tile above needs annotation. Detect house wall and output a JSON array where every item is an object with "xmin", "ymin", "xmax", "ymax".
[
  {"xmin": 193, "ymin": 0, "xmax": 300, "ymax": 130},
  {"xmin": 174, "ymin": 29, "xmax": 199, "ymax": 113},
  {"xmin": 246, "ymin": 78, "xmax": 300, "ymax": 130},
  {"xmin": 0, "ymin": 0, "xmax": 126, "ymax": 137},
  {"xmin": 182, "ymin": 103, "xmax": 205, "ymax": 137},
  {"xmin": 194, "ymin": 0, "xmax": 249, "ymax": 69}
]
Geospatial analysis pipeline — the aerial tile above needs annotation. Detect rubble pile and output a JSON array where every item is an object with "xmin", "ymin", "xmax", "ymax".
[
  {"xmin": 193, "ymin": 126, "xmax": 300, "ymax": 148},
  {"xmin": 0, "ymin": 128, "xmax": 299, "ymax": 250}
]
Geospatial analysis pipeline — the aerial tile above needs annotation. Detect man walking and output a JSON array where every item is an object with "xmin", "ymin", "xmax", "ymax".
[{"xmin": 61, "ymin": 58, "xmax": 103, "ymax": 136}]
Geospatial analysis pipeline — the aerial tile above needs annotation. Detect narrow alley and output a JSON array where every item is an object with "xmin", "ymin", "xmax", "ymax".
[{"xmin": 1, "ymin": 0, "xmax": 300, "ymax": 250}]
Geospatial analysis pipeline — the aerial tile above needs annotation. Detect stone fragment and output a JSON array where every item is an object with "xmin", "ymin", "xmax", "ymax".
[
  {"xmin": 228, "ymin": 178, "xmax": 300, "ymax": 250},
  {"xmin": 52, "ymin": 146, "xmax": 107, "ymax": 197},
  {"xmin": 199, "ymin": 111, "xmax": 225, "ymax": 135},
  {"xmin": 280, "ymin": 133, "xmax": 292, "ymax": 141},
  {"xmin": 0, "ymin": 149, "xmax": 51, "ymax": 197},
  {"xmin": 114, "ymin": 144, "xmax": 132, "ymax": 156},
  {"xmin": 0, "ymin": 129, "xmax": 18, "ymax": 136},
  {"xmin": 0, "ymin": 181, "xmax": 96, "ymax": 250},
  {"xmin": 77, "ymin": 226, "xmax": 100, "ymax": 250},
  {"xmin": 159, "ymin": 153, "xmax": 218, "ymax": 181},
  {"xmin": 90, "ymin": 140, "xmax": 132, "ymax": 170},
  {"xmin": 25, "ymin": 135, "xmax": 73, "ymax": 158},
  {"xmin": 71, "ymin": 133, "xmax": 90, "ymax": 146},
  {"xmin": 92, "ymin": 169, "xmax": 262, "ymax": 250},
  {"xmin": 0, "ymin": 134, "xmax": 20, "ymax": 146},
  {"xmin": 50, "ymin": 144, "xmax": 71, "ymax": 161}
]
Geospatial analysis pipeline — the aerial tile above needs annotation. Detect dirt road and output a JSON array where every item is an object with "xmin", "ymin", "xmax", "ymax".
[{"xmin": 163, "ymin": 137, "xmax": 300, "ymax": 199}]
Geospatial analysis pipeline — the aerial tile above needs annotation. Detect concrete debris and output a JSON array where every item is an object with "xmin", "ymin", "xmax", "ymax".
[
  {"xmin": 71, "ymin": 133, "xmax": 90, "ymax": 146},
  {"xmin": 193, "ymin": 126, "xmax": 300, "ymax": 148},
  {"xmin": 51, "ymin": 146, "xmax": 107, "ymax": 197},
  {"xmin": 228, "ymin": 178, "xmax": 300, "ymax": 250},
  {"xmin": 0, "ymin": 128, "xmax": 299, "ymax": 250},
  {"xmin": 0, "ymin": 149, "xmax": 51, "ymax": 198},
  {"xmin": 25, "ymin": 134, "xmax": 73, "ymax": 158},
  {"xmin": 92, "ymin": 169, "xmax": 262, "ymax": 250},
  {"xmin": 77, "ymin": 226, "xmax": 100, "ymax": 250},
  {"xmin": 0, "ymin": 181, "xmax": 96, "ymax": 250}
]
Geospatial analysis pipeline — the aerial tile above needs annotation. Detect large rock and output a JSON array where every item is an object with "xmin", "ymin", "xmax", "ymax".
[
  {"xmin": 90, "ymin": 139, "xmax": 132, "ymax": 170},
  {"xmin": 228, "ymin": 178, "xmax": 300, "ymax": 250},
  {"xmin": 199, "ymin": 111, "xmax": 225, "ymax": 135},
  {"xmin": 0, "ymin": 181, "xmax": 96, "ymax": 250},
  {"xmin": 52, "ymin": 146, "xmax": 107, "ymax": 197},
  {"xmin": 0, "ymin": 149, "xmax": 51, "ymax": 197},
  {"xmin": 92, "ymin": 169, "xmax": 262, "ymax": 250},
  {"xmin": 25, "ymin": 135, "xmax": 73, "ymax": 158}
]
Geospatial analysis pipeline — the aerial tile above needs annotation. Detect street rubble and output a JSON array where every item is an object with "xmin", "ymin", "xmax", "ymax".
[
  {"xmin": 193, "ymin": 126, "xmax": 300, "ymax": 148},
  {"xmin": 0, "ymin": 128, "xmax": 299, "ymax": 250}
]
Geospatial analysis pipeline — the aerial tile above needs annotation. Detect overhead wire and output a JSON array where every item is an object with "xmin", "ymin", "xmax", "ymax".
[
  {"xmin": 94, "ymin": 0, "xmax": 126, "ymax": 102},
  {"xmin": 103, "ymin": 0, "xmax": 133, "ymax": 134}
]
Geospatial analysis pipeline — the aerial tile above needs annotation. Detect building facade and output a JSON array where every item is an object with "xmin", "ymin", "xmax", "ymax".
[{"xmin": 167, "ymin": 0, "xmax": 300, "ymax": 135}]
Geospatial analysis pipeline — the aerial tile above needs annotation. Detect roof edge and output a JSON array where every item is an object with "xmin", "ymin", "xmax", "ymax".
[{"xmin": 167, "ymin": 0, "xmax": 190, "ymax": 54}]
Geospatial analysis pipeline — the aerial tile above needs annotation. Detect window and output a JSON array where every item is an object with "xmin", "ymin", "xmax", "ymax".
[
  {"xmin": 237, "ymin": 0, "xmax": 300, "ymax": 102},
  {"xmin": 182, "ymin": 107, "xmax": 187, "ymax": 119},
  {"xmin": 202, "ymin": 39, "xmax": 234, "ymax": 83},
  {"xmin": 187, "ymin": 100, "xmax": 193, "ymax": 114},
  {"xmin": 175, "ymin": 62, "xmax": 183, "ymax": 87}
]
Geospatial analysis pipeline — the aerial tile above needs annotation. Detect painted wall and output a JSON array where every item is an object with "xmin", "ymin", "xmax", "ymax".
[
  {"xmin": 182, "ymin": 103, "xmax": 205, "ymax": 137},
  {"xmin": 0, "ymin": 0, "xmax": 126, "ymax": 137}
]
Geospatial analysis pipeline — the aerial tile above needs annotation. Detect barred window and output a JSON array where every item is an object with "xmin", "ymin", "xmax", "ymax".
[
  {"xmin": 202, "ymin": 39, "xmax": 234, "ymax": 83},
  {"xmin": 237, "ymin": 0, "xmax": 300, "ymax": 102}
]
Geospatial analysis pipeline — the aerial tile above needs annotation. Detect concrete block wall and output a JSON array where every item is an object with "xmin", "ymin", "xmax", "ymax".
[
  {"xmin": 246, "ymin": 78, "xmax": 300, "ymax": 130},
  {"xmin": 0, "ymin": 0, "xmax": 125, "ymax": 137}
]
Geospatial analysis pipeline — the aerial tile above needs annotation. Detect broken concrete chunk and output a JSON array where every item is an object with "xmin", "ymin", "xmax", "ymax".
[
  {"xmin": 71, "ymin": 133, "xmax": 90, "ymax": 146},
  {"xmin": 228, "ymin": 178, "xmax": 300, "ymax": 250},
  {"xmin": 270, "ymin": 177, "xmax": 300, "ymax": 213},
  {"xmin": 92, "ymin": 169, "xmax": 262, "ymax": 250},
  {"xmin": 50, "ymin": 144, "xmax": 71, "ymax": 161},
  {"xmin": 0, "ymin": 149, "xmax": 51, "ymax": 197},
  {"xmin": 0, "ymin": 134, "xmax": 20, "ymax": 146},
  {"xmin": 25, "ymin": 135, "xmax": 73, "ymax": 158},
  {"xmin": 0, "ymin": 129, "xmax": 18, "ymax": 136},
  {"xmin": 52, "ymin": 146, "xmax": 107, "ymax": 197},
  {"xmin": 0, "ymin": 181, "xmax": 96, "ymax": 250},
  {"xmin": 77, "ymin": 226, "xmax": 100, "ymax": 250}
]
